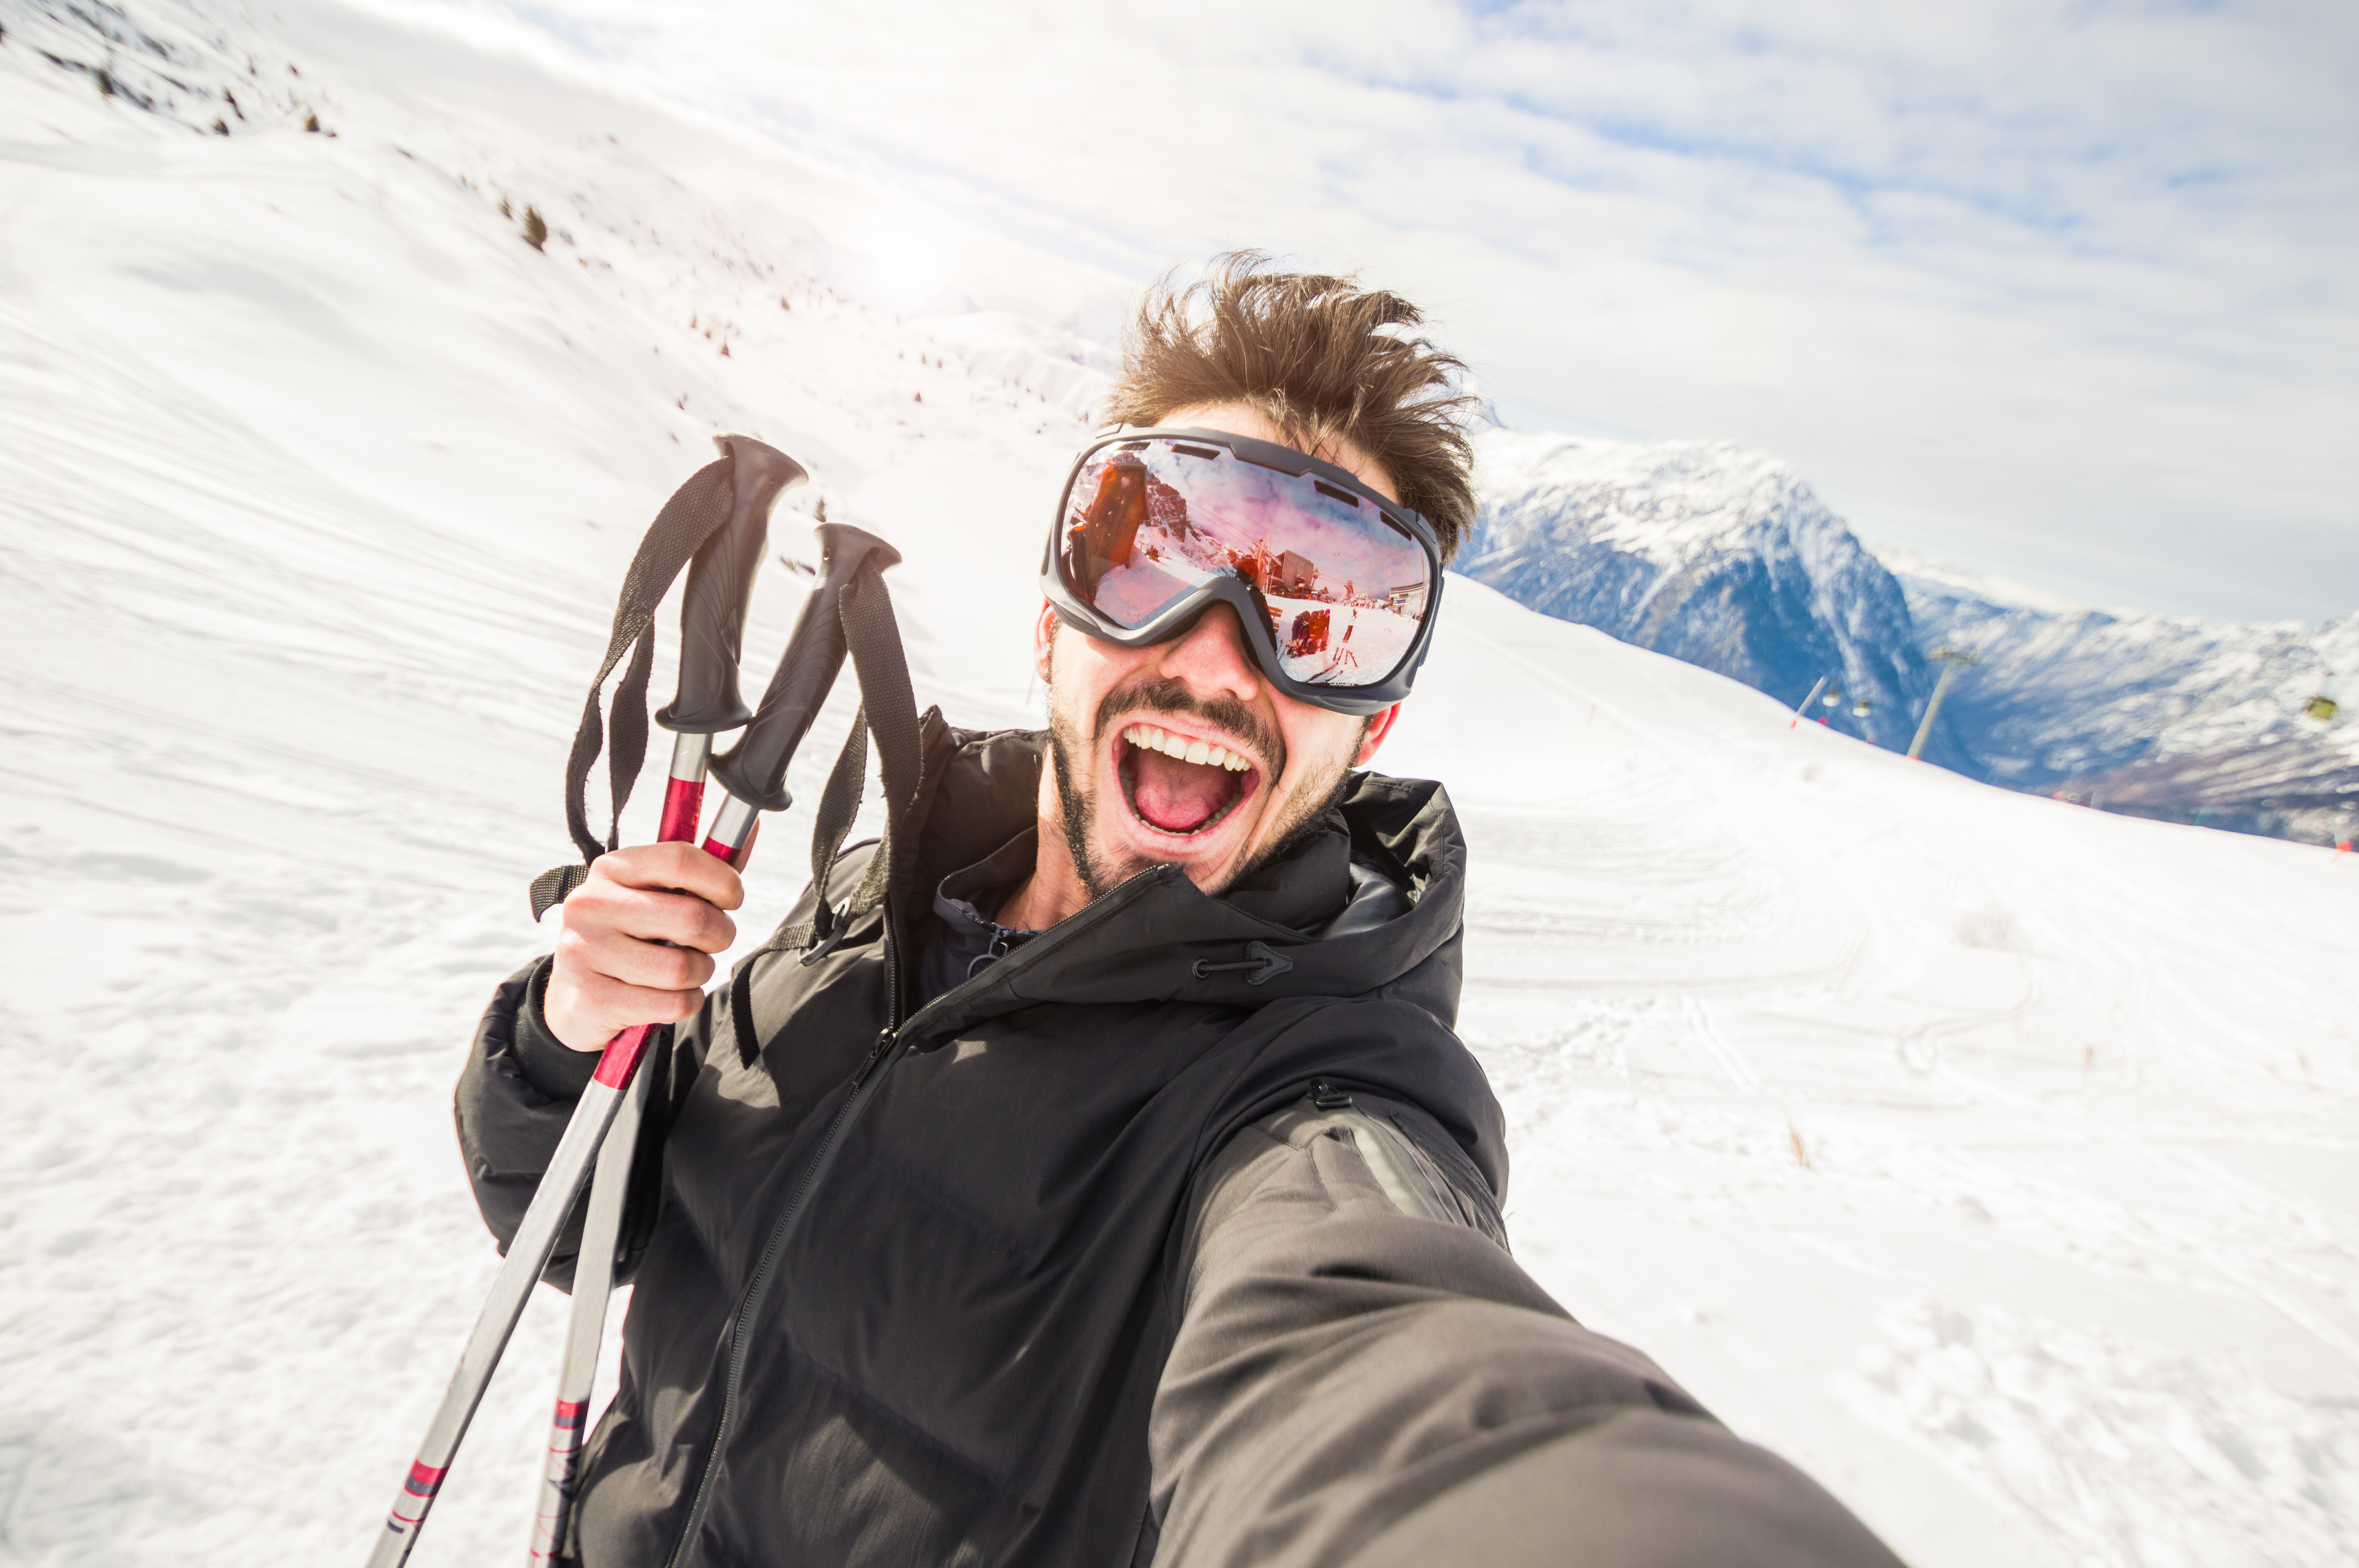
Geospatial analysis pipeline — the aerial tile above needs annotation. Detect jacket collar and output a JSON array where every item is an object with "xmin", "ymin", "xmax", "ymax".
[{"xmin": 895, "ymin": 722, "xmax": 1467, "ymax": 1050}]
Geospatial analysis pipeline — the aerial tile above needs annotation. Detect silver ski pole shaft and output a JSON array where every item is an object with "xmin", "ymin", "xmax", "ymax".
[
  {"xmin": 364, "ymin": 1024, "xmax": 661, "ymax": 1568},
  {"xmin": 527, "ymin": 1063, "xmax": 650, "ymax": 1564}
]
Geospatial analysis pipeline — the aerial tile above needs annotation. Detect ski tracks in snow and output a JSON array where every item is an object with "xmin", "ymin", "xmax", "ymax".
[{"xmin": 1861, "ymin": 1296, "xmax": 2358, "ymax": 1567}]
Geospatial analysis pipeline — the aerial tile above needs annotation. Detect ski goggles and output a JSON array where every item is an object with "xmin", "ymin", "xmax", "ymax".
[{"xmin": 1040, "ymin": 427, "xmax": 1444, "ymax": 715}]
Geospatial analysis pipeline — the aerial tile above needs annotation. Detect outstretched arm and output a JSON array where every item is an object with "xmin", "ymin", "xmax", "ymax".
[{"xmin": 1149, "ymin": 1092, "xmax": 1902, "ymax": 1568}]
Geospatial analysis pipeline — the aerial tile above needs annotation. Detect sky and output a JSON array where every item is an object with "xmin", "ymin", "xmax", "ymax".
[{"xmin": 380, "ymin": 0, "xmax": 2359, "ymax": 623}]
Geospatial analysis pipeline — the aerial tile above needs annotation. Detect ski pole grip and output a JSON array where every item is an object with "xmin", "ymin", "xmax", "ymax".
[
  {"xmin": 656, "ymin": 435, "xmax": 808, "ymax": 734},
  {"xmin": 708, "ymin": 523, "xmax": 901, "ymax": 812}
]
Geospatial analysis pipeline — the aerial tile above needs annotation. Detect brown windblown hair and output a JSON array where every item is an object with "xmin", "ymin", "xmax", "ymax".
[{"xmin": 1099, "ymin": 253, "xmax": 1480, "ymax": 561}]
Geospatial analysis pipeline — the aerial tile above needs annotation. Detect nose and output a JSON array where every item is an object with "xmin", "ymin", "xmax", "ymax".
[{"xmin": 1153, "ymin": 602, "xmax": 1262, "ymax": 707}]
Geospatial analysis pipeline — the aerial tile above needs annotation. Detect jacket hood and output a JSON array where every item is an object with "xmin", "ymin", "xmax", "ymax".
[{"xmin": 896, "ymin": 725, "xmax": 1468, "ymax": 1049}]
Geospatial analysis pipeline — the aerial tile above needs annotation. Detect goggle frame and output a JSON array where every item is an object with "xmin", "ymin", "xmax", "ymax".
[{"xmin": 1038, "ymin": 425, "xmax": 1446, "ymax": 717}]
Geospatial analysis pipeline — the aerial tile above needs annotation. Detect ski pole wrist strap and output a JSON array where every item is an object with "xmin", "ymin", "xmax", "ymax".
[
  {"xmin": 768, "ymin": 560, "xmax": 925, "ymax": 956},
  {"xmin": 530, "ymin": 456, "xmax": 744, "ymax": 921},
  {"xmin": 730, "ymin": 560, "xmax": 926, "ymax": 1069}
]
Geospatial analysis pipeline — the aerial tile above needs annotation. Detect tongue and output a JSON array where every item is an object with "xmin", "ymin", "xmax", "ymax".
[{"xmin": 1131, "ymin": 748, "xmax": 1234, "ymax": 833}]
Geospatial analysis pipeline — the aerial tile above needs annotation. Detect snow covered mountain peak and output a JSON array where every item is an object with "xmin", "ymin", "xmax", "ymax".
[
  {"xmin": 1472, "ymin": 428, "xmax": 1839, "ymax": 567},
  {"xmin": 1460, "ymin": 426, "xmax": 1947, "ymax": 760}
]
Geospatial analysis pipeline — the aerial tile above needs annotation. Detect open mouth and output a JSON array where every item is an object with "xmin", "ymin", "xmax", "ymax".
[{"xmin": 1115, "ymin": 721, "xmax": 1260, "ymax": 837}]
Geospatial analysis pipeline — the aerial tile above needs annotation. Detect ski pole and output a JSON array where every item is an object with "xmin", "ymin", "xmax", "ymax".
[
  {"xmin": 366, "ymin": 439, "xmax": 798, "ymax": 1568},
  {"xmin": 364, "ymin": 972, "xmax": 672, "ymax": 1568},
  {"xmin": 700, "ymin": 522, "xmax": 905, "ymax": 865},
  {"xmin": 526, "ymin": 1066, "xmax": 648, "ymax": 1564},
  {"xmin": 519, "ymin": 520, "xmax": 900, "ymax": 1562},
  {"xmin": 524, "ymin": 440, "xmax": 786, "ymax": 1564}
]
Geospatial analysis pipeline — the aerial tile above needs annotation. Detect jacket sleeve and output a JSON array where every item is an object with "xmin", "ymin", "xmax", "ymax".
[
  {"xmin": 452, "ymin": 957, "xmax": 674, "ymax": 1293},
  {"xmin": 1147, "ymin": 1091, "xmax": 1903, "ymax": 1568}
]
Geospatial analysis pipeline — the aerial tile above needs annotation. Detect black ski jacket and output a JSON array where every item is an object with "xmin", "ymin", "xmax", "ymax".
[{"xmin": 456, "ymin": 718, "xmax": 1899, "ymax": 1568}]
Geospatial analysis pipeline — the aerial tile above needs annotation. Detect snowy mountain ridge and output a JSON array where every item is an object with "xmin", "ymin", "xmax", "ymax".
[
  {"xmin": 1472, "ymin": 430, "xmax": 1823, "ymax": 561},
  {"xmin": 1895, "ymin": 560, "xmax": 2359, "ymax": 839},
  {"xmin": 1458, "ymin": 428, "xmax": 1956, "ymax": 763},
  {"xmin": 1461, "ymin": 428, "xmax": 2359, "ymax": 842},
  {"xmin": 1875, "ymin": 548, "xmax": 2118, "ymax": 618}
]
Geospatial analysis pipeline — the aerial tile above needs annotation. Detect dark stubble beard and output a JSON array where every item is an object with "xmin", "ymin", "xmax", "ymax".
[{"xmin": 1045, "ymin": 657, "xmax": 1364, "ymax": 902}]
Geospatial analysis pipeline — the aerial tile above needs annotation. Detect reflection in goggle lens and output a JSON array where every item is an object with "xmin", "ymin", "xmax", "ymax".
[{"xmin": 1059, "ymin": 440, "xmax": 1431, "ymax": 688}]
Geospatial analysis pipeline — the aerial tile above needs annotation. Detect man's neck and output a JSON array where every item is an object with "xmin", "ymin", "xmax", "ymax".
[{"xmin": 993, "ymin": 779, "xmax": 1094, "ymax": 933}]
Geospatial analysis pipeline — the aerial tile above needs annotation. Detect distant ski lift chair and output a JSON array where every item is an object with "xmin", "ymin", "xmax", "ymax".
[
  {"xmin": 2302, "ymin": 693, "xmax": 2338, "ymax": 724},
  {"xmin": 1822, "ymin": 687, "xmax": 1842, "ymax": 708},
  {"xmin": 1851, "ymin": 696, "xmax": 1872, "ymax": 718}
]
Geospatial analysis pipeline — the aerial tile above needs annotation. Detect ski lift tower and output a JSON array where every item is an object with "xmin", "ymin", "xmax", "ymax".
[{"xmin": 1907, "ymin": 647, "xmax": 1979, "ymax": 761}]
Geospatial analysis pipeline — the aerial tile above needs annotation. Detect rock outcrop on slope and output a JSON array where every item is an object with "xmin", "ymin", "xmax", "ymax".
[{"xmin": 1457, "ymin": 429, "xmax": 1976, "ymax": 771}]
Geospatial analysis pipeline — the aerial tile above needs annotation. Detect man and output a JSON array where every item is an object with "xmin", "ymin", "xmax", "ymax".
[{"xmin": 458, "ymin": 255, "xmax": 1901, "ymax": 1566}]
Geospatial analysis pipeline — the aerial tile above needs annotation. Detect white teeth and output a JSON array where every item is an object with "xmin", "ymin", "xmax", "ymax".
[{"xmin": 1122, "ymin": 724, "xmax": 1251, "ymax": 771}]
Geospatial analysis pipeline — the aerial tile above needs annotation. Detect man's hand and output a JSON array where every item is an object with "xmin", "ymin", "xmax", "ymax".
[{"xmin": 544, "ymin": 843, "xmax": 743, "ymax": 1053}]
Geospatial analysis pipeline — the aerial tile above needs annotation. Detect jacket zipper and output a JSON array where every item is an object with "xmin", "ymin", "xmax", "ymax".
[
  {"xmin": 1305, "ymin": 1082, "xmax": 1464, "ymax": 1228},
  {"xmin": 664, "ymin": 763, "xmax": 927, "ymax": 1568},
  {"xmin": 660, "ymin": 867, "xmax": 1174, "ymax": 1566},
  {"xmin": 660, "ymin": 1023, "xmax": 898, "ymax": 1568}
]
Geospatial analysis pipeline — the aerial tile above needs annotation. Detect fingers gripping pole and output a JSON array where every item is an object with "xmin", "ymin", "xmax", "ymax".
[{"xmin": 522, "ymin": 725, "xmax": 723, "ymax": 1563}]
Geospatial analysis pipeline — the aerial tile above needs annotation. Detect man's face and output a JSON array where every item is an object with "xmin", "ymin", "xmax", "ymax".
[{"xmin": 1034, "ymin": 404, "xmax": 1403, "ymax": 900}]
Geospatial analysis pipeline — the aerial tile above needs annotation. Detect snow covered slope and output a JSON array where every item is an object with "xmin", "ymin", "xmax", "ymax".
[
  {"xmin": 1458, "ymin": 428, "xmax": 1962, "ymax": 766},
  {"xmin": 2, "ymin": 5, "xmax": 2355, "ymax": 1568},
  {"xmin": 1896, "ymin": 555, "xmax": 2359, "ymax": 842}
]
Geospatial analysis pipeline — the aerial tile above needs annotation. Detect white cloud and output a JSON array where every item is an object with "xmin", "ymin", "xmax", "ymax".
[{"xmin": 386, "ymin": 0, "xmax": 2359, "ymax": 620}]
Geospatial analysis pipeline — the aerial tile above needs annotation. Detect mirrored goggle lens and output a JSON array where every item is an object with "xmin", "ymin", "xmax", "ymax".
[{"xmin": 1057, "ymin": 439, "xmax": 1432, "ymax": 688}]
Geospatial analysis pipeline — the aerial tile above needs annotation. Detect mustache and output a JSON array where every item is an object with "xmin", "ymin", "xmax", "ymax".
[{"xmin": 1093, "ymin": 675, "xmax": 1286, "ymax": 779}]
